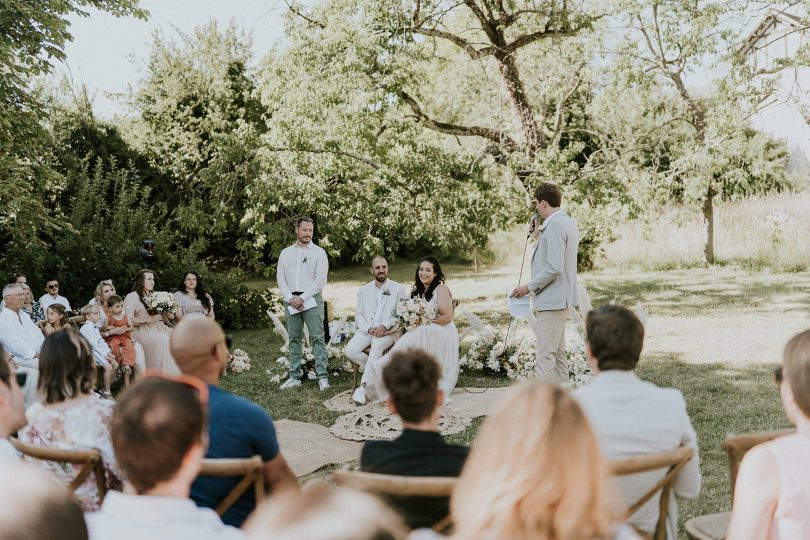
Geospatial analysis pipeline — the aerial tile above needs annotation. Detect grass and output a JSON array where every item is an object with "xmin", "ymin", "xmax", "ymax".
[{"xmin": 227, "ymin": 266, "xmax": 797, "ymax": 538}]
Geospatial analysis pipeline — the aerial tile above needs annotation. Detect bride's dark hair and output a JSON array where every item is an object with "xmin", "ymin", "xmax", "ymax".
[{"xmin": 411, "ymin": 256, "xmax": 445, "ymax": 302}]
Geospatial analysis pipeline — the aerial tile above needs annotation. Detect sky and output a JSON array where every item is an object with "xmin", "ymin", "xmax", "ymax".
[{"xmin": 58, "ymin": 0, "xmax": 292, "ymax": 118}]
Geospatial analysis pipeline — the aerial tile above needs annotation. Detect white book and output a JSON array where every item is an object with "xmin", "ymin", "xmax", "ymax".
[{"xmin": 287, "ymin": 296, "xmax": 318, "ymax": 315}]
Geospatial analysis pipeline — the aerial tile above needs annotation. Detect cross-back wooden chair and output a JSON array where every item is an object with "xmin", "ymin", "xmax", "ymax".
[
  {"xmin": 685, "ymin": 429, "xmax": 795, "ymax": 540},
  {"xmin": 608, "ymin": 446, "xmax": 695, "ymax": 540},
  {"xmin": 333, "ymin": 466, "xmax": 457, "ymax": 531},
  {"xmin": 11, "ymin": 437, "xmax": 108, "ymax": 499},
  {"xmin": 197, "ymin": 455, "xmax": 265, "ymax": 517}
]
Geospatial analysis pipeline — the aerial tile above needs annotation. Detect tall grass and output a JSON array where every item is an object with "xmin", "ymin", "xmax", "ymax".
[{"xmin": 602, "ymin": 191, "xmax": 810, "ymax": 271}]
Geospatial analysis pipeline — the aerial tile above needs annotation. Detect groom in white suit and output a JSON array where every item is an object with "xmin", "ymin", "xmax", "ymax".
[
  {"xmin": 511, "ymin": 182, "xmax": 579, "ymax": 384},
  {"xmin": 345, "ymin": 256, "xmax": 403, "ymax": 404}
]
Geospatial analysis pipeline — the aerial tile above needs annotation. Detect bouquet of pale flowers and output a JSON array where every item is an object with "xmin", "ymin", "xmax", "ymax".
[
  {"xmin": 143, "ymin": 291, "xmax": 177, "ymax": 314},
  {"xmin": 227, "ymin": 349, "xmax": 252, "ymax": 374},
  {"xmin": 396, "ymin": 297, "xmax": 437, "ymax": 332}
]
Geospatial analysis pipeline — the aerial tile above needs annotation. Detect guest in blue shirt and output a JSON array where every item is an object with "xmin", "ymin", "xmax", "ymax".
[{"xmin": 170, "ymin": 315, "xmax": 299, "ymax": 527}]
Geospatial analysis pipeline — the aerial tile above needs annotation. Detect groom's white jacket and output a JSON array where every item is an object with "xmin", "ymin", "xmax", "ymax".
[{"xmin": 355, "ymin": 280, "xmax": 404, "ymax": 336}]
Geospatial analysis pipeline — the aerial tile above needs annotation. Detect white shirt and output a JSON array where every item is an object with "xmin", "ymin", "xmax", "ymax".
[
  {"xmin": 0, "ymin": 438, "xmax": 19, "ymax": 461},
  {"xmin": 573, "ymin": 370, "xmax": 701, "ymax": 540},
  {"xmin": 276, "ymin": 241, "xmax": 328, "ymax": 303},
  {"xmin": 372, "ymin": 279, "xmax": 392, "ymax": 327},
  {"xmin": 0, "ymin": 307, "xmax": 44, "ymax": 361},
  {"xmin": 86, "ymin": 491, "xmax": 245, "ymax": 540},
  {"xmin": 38, "ymin": 293, "xmax": 72, "ymax": 312},
  {"xmin": 80, "ymin": 321, "xmax": 111, "ymax": 358}
]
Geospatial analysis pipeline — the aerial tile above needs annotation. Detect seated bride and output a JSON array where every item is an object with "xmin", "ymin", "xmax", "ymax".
[{"xmin": 360, "ymin": 256, "xmax": 459, "ymax": 404}]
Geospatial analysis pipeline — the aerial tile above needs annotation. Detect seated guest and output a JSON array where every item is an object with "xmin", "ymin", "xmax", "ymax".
[
  {"xmin": 245, "ymin": 484, "xmax": 408, "ymax": 540},
  {"xmin": 0, "ymin": 273, "xmax": 26, "ymax": 310},
  {"xmin": 174, "ymin": 271, "xmax": 216, "ymax": 321},
  {"xmin": 85, "ymin": 377, "xmax": 244, "ymax": 540},
  {"xmin": 573, "ymin": 305, "xmax": 700, "ymax": 540},
  {"xmin": 0, "ymin": 344, "xmax": 26, "ymax": 461},
  {"xmin": 171, "ymin": 315, "xmax": 299, "ymax": 527},
  {"xmin": 360, "ymin": 348, "xmax": 468, "ymax": 529},
  {"xmin": 452, "ymin": 381, "xmax": 639, "ymax": 540},
  {"xmin": 79, "ymin": 304, "xmax": 118, "ymax": 399},
  {"xmin": 42, "ymin": 303, "xmax": 72, "ymax": 336},
  {"xmin": 0, "ymin": 461, "xmax": 88, "ymax": 540},
  {"xmin": 21, "ymin": 283, "xmax": 45, "ymax": 324},
  {"xmin": 18, "ymin": 329, "xmax": 121, "ymax": 511},
  {"xmin": 727, "ymin": 329, "xmax": 810, "ymax": 539},
  {"xmin": 0, "ymin": 282, "xmax": 43, "ymax": 404},
  {"xmin": 38, "ymin": 278, "xmax": 72, "ymax": 312},
  {"xmin": 89, "ymin": 280, "xmax": 116, "ymax": 327},
  {"xmin": 345, "ymin": 256, "xmax": 403, "ymax": 405}
]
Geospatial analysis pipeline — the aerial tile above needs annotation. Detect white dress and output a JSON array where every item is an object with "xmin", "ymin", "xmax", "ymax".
[{"xmin": 366, "ymin": 291, "xmax": 459, "ymax": 402}]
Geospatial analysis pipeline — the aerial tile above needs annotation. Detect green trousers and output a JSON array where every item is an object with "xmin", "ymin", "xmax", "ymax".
[{"xmin": 286, "ymin": 293, "xmax": 328, "ymax": 380}]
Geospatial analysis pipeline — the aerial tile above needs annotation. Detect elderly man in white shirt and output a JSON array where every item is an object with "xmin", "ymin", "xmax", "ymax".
[
  {"xmin": 276, "ymin": 217, "xmax": 330, "ymax": 391},
  {"xmin": 0, "ymin": 283, "xmax": 42, "ymax": 404},
  {"xmin": 38, "ymin": 278, "xmax": 72, "ymax": 312},
  {"xmin": 573, "ymin": 305, "xmax": 701, "ymax": 540},
  {"xmin": 86, "ymin": 377, "xmax": 245, "ymax": 540},
  {"xmin": 345, "ymin": 256, "xmax": 404, "ymax": 405}
]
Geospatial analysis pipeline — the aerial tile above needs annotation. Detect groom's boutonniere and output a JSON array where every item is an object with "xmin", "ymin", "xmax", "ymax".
[
  {"xmin": 302, "ymin": 256, "xmax": 309, "ymax": 263},
  {"xmin": 382, "ymin": 288, "xmax": 391, "ymax": 296}
]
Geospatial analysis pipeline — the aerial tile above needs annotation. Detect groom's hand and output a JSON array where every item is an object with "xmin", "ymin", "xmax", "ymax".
[
  {"xmin": 511, "ymin": 285, "xmax": 529, "ymax": 298},
  {"xmin": 289, "ymin": 296, "xmax": 304, "ymax": 310}
]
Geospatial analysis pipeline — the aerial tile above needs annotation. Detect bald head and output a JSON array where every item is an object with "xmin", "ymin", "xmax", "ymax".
[
  {"xmin": 0, "ymin": 462, "xmax": 87, "ymax": 540},
  {"xmin": 170, "ymin": 315, "xmax": 227, "ymax": 378}
]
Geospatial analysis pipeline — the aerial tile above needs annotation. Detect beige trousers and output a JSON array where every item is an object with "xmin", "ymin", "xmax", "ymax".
[{"xmin": 530, "ymin": 308, "xmax": 569, "ymax": 384}]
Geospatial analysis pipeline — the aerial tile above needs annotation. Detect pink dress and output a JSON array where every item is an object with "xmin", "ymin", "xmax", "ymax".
[{"xmin": 764, "ymin": 433, "xmax": 810, "ymax": 539}]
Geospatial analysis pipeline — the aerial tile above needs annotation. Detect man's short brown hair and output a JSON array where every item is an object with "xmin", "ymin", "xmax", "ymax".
[
  {"xmin": 382, "ymin": 348, "xmax": 441, "ymax": 423},
  {"xmin": 534, "ymin": 182, "xmax": 562, "ymax": 208},
  {"xmin": 112, "ymin": 378, "xmax": 206, "ymax": 494},
  {"xmin": 585, "ymin": 305, "xmax": 644, "ymax": 371}
]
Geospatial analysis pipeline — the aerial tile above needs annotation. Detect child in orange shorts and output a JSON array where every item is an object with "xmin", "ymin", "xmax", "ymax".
[{"xmin": 103, "ymin": 295, "xmax": 137, "ymax": 374}]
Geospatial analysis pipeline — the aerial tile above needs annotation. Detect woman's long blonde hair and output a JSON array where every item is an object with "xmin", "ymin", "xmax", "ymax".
[{"xmin": 451, "ymin": 381, "xmax": 617, "ymax": 540}]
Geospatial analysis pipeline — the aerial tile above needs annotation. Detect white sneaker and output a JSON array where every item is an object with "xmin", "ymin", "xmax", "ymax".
[
  {"xmin": 352, "ymin": 386, "xmax": 367, "ymax": 405},
  {"xmin": 318, "ymin": 378, "xmax": 330, "ymax": 391},
  {"xmin": 280, "ymin": 378, "xmax": 302, "ymax": 390}
]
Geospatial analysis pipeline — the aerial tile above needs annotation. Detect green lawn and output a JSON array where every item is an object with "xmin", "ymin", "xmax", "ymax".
[{"xmin": 227, "ymin": 267, "xmax": 796, "ymax": 537}]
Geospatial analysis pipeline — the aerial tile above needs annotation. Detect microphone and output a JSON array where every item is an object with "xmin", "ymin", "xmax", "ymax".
[{"xmin": 527, "ymin": 212, "xmax": 540, "ymax": 238}]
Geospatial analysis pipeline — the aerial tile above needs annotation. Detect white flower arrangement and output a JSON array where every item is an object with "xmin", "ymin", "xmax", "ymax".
[
  {"xmin": 143, "ymin": 291, "xmax": 177, "ymax": 314},
  {"xmin": 227, "ymin": 349, "xmax": 252, "ymax": 373},
  {"xmin": 269, "ymin": 343, "xmax": 352, "ymax": 381},
  {"xmin": 395, "ymin": 297, "xmax": 437, "ymax": 332}
]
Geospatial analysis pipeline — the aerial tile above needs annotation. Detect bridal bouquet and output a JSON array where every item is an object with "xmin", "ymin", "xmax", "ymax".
[
  {"xmin": 143, "ymin": 291, "xmax": 177, "ymax": 314},
  {"xmin": 227, "ymin": 349, "xmax": 252, "ymax": 374},
  {"xmin": 396, "ymin": 297, "xmax": 437, "ymax": 332}
]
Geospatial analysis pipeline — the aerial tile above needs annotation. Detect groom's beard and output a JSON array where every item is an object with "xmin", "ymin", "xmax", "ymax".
[{"xmin": 375, "ymin": 274, "xmax": 387, "ymax": 283}]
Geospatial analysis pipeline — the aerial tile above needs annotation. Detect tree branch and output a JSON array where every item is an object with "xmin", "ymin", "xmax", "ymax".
[
  {"xmin": 551, "ymin": 70, "xmax": 583, "ymax": 147},
  {"xmin": 265, "ymin": 146, "xmax": 382, "ymax": 169},
  {"xmin": 283, "ymin": 1, "xmax": 325, "ymax": 29},
  {"xmin": 398, "ymin": 91, "xmax": 519, "ymax": 153}
]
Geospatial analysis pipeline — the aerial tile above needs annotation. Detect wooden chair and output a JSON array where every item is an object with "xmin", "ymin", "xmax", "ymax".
[
  {"xmin": 68, "ymin": 315, "xmax": 86, "ymax": 326},
  {"xmin": 685, "ymin": 429, "xmax": 795, "ymax": 540},
  {"xmin": 333, "ymin": 467, "xmax": 457, "ymax": 531},
  {"xmin": 10, "ymin": 437, "xmax": 107, "ymax": 500},
  {"xmin": 608, "ymin": 446, "xmax": 695, "ymax": 540},
  {"xmin": 197, "ymin": 455, "xmax": 265, "ymax": 517}
]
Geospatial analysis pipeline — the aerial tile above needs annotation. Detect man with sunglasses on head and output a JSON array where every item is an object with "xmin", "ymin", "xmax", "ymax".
[
  {"xmin": 0, "ymin": 344, "xmax": 26, "ymax": 461},
  {"xmin": 171, "ymin": 315, "xmax": 300, "ymax": 528},
  {"xmin": 86, "ymin": 376, "xmax": 244, "ymax": 539},
  {"xmin": 0, "ymin": 283, "xmax": 42, "ymax": 405},
  {"xmin": 38, "ymin": 278, "xmax": 72, "ymax": 312}
]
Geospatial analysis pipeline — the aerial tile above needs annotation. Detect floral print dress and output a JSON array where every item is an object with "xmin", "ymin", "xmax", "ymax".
[{"xmin": 19, "ymin": 394, "xmax": 122, "ymax": 511}]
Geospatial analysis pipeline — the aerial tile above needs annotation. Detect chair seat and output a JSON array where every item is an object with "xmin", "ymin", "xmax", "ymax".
[{"xmin": 685, "ymin": 512, "xmax": 731, "ymax": 540}]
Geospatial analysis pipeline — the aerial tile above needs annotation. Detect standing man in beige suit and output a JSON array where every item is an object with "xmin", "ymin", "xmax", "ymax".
[{"xmin": 511, "ymin": 182, "xmax": 579, "ymax": 384}]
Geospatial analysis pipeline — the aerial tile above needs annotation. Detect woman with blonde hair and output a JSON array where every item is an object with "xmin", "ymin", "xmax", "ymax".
[
  {"xmin": 727, "ymin": 329, "xmax": 810, "ymax": 539},
  {"xmin": 450, "ymin": 381, "xmax": 638, "ymax": 540}
]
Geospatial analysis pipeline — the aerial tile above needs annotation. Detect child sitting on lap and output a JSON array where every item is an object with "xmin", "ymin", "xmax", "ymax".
[
  {"xmin": 79, "ymin": 304, "xmax": 118, "ymax": 399},
  {"xmin": 102, "ymin": 295, "xmax": 137, "ymax": 379}
]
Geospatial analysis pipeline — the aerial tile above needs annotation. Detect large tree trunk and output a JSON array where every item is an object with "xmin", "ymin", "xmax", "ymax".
[
  {"xmin": 495, "ymin": 52, "xmax": 542, "ymax": 158},
  {"xmin": 702, "ymin": 188, "xmax": 714, "ymax": 264}
]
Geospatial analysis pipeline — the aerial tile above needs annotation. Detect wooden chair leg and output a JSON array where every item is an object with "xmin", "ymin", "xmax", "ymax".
[{"xmin": 352, "ymin": 363, "xmax": 359, "ymax": 390}]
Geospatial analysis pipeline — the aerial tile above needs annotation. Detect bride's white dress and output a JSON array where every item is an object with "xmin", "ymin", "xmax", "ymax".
[{"xmin": 365, "ymin": 291, "xmax": 460, "ymax": 402}]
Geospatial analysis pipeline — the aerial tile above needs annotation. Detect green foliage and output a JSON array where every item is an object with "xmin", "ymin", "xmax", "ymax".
[{"xmin": 204, "ymin": 271, "xmax": 284, "ymax": 330}]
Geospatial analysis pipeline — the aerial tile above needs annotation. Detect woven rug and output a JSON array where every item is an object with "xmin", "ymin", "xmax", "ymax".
[{"xmin": 275, "ymin": 419, "xmax": 363, "ymax": 477}]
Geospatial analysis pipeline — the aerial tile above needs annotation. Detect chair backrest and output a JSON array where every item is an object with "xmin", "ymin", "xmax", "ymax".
[
  {"xmin": 723, "ymin": 428, "xmax": 794, "ymax": 500},
  {"xmin": 333, "ymin": 468, "xmax": 457, "ymax": 497},
  {"xmin": 11, "ymin": 437, "xmax": 107, "ymax": 499},
  {"xmin": 608, "ymin": 446, "xmax": 695, "ymax": 540},
  {"xmin": 198, "ymin": 455, "xmax": 265, "ymax": 516},
  {"xmin": 68, "ymin": 315, "xmax": 85, "ymax": 326}
]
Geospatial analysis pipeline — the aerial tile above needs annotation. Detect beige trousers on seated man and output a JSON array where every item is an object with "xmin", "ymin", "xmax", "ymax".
[
  {"xmin": 344, "ymin": 333, "xmax": 395, "ymax": 371},
  {"xmin": 530, "ymin": 308, "xmax": 569, "ymax": 384}
]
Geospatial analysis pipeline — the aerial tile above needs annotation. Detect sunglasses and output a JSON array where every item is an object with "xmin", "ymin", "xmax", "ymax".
[
  {"xmin": 47, "ymin": 284, "xmax": 59, "ymax": 290},
  {"xmin": 143, "ymin": 371, "xmax": 209, "ymax": 407}
]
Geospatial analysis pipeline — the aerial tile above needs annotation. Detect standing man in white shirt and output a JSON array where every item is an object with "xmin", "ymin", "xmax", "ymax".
[
  {"xmin": 511, "ymin": 182, "xmax": 579, "ymax": 384},
  {"xmin": 0, "ymin": 283, "xmax": 42, "ymax": 404},
  {"xmin": 345, "ymin": 256, "xmax": 403, "ymax": 405},
  {"xmin": 38, "ymin": 278, "xmax": 72, "ymax": 312},
  {"xmin": 276, "ymin": 217, "xmax": 330, "ymax": 391}
]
